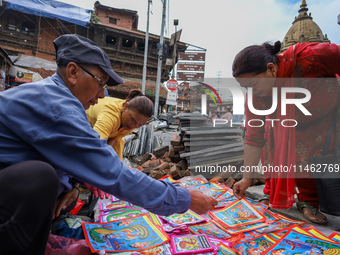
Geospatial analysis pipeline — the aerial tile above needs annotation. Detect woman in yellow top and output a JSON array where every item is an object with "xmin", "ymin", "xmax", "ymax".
[{"xmin": 86, "ymin": 89, "xmax": 153, "ymax": 160}]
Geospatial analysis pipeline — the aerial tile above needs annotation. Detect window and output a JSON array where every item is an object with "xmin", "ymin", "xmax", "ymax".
[
  {"xmin": 22, "ymin": 22, "xmax": 35, "ymax": 36},
  {"xmin": 105, "ymin": 35, "xmax": 117, "ymax": 46},
  {"xmin": 137, "ymin": 42, "xmax": 145, "ymax": 51},
  {"xmin": 151, "ymin": 44, "xmax": 158, "ymax": 55},
  {"xmin": 8, "ymin": 18, "xmax": 16, "ymax": 31},
  {"xmin": 109, "ymin": 17, "xmax": 117, "ymax": 24},
  {"xmin": 122, "ymin": 38, "xmax": 133, "ymax": 48}
]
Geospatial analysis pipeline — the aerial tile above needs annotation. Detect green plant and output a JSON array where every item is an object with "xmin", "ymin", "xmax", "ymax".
[
  {"xmin": 91, "ymin": 13, "xmax": 100, "ymax": 23},
  {"xmin": 137, "ymin": 87, "xmax": 156, "ymax": 96}
]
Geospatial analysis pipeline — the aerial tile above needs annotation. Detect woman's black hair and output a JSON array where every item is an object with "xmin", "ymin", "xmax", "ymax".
[
  {"xmin": 232, "ymin": 41, "xmax": 281, "ymax": 77},
  {"xmin": 125, "ymin": 89, "xmax": 154, "ymax": 118}
]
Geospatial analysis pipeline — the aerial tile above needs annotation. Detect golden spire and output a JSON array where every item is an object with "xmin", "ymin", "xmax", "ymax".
[{"xmin": 300, "ymin": 0, "xmax": 307, "ymax": 8}]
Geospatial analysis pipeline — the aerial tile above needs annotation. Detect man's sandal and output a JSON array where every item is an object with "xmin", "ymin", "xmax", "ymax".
[
  {"xmin": 258, "ymin": 194, "xmax": 270, "ymax": 205},
  {"xmin": 297, "ymin": 201, "xmax": 328, "ymax": 225}
]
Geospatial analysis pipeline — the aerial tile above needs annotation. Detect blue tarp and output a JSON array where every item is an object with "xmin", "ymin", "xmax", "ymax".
[{"xmin": 5, "ymin": 0, "xmax": 92, "ymax": 27}]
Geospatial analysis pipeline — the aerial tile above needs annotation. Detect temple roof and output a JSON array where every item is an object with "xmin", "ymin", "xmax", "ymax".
[{"xmin": 281, "ymin": 0, "xmax": 330, "ymax": 51}]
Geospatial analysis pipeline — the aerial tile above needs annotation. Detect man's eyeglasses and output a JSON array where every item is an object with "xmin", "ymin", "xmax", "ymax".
[{"xmin": 78, "ymin": 65, "xmax": 107, "ymax": 89}]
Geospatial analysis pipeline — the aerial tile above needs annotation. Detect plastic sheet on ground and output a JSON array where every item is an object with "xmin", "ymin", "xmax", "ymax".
[{"xmin": 45, "ymin": 234, "xmax": 92, "ymax": 255}]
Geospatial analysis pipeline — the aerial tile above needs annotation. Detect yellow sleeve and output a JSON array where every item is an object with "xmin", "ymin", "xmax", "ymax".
[
  {"xmin": 113, "ymin": 138, "xmax": 125, "ymax": 160},
  {"xmin": 92, "ymin": 105, "xmax": 121, "ymax": 140}
]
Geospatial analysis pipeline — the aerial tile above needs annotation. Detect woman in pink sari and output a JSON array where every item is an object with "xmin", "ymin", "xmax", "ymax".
[{"xmin": 232, "ymin": 41, "xmax": 340, "ymax": 224}]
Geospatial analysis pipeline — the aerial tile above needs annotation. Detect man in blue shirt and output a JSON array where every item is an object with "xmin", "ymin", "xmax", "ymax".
[{"xmin": 0, "ymin": 34, "xmax": 217, "ymax": 254}]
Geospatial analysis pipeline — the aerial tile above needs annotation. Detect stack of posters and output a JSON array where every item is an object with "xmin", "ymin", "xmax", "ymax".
[{"xmin": 82, "ymin": 177, "xmax": 340, "ymax": 254}]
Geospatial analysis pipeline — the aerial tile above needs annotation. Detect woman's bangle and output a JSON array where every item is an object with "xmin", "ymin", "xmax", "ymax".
[{"xmin": 73, "ymin": 185, "xmax": 80, "ymax": 193}]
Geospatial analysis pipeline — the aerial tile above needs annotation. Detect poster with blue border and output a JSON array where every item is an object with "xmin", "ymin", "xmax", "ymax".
[{"xmin": 83, "ymin": 214, "xmax": 169, "ymax": 253}]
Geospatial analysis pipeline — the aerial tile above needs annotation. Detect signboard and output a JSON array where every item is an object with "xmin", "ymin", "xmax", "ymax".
[
  {"xmin": 177, "ymin": 72, "xmax": 204, "ymax": 82},
  {"xmin": 177, "ymin": 62, "xmax": 205, "ymax": 72},
  {"xmin": 166, "ymin": 79, "xmax": 178, "ymax": 91},
  {"xmin": 170, "ymin": 29, "xmax": 182, "ymax": 46},
  {"xmin": 166, "ymin": 91, "xmax": 177, "ymax": 106},
  {"xmin": 16, "ymin": 71, "xmax": 33, "ymax": 83},
  {"xmin": 178, "ymin": 52, "xmax": 205, "ymax": 61},
  {"xmin": 8, "ymin": 66, "xmax": 43, "ymax": 84}
]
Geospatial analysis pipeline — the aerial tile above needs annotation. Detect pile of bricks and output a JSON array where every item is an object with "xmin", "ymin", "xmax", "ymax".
[{"xmin": 135, "ymin": 134, "xmax": 191, "ymax": 180}]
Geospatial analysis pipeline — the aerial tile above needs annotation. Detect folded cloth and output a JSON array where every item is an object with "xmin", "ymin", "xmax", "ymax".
[{"xmin": 51, "ymin": 222, "xmax": 84, "ymax": 240}]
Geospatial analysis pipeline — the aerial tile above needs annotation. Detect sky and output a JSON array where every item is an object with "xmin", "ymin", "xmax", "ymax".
[{"xmin": 60, "ymin": 0, "xmax": 340, "ymax": 78}]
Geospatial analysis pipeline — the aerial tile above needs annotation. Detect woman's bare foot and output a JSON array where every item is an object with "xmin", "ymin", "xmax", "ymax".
[
  {"xmin": 297, "ymin": 202, "xmax": 327, "ymax": 225},
  {"xmin": 302, "ymin": 207, "xmax": 327, "ymax": 224}
]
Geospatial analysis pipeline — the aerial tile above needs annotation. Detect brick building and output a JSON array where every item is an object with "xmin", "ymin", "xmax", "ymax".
[
  {"xmin": 0, "ymin": 0, "xmax": 188, "ymax": 106},
  {"xmin": 0, "ymin": 0, "xmax": 90, "ymax": 61}
]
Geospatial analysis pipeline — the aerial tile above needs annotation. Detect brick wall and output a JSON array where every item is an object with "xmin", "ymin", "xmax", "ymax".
[{"xmin": 96, "ymin": 9, "xmax": 134, "ymax": 29}]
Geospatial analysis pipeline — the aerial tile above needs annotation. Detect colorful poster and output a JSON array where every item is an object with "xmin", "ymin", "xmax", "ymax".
[
  {"xmin": 170, "ymin": 234, "xmax": 214, "ymax": 254},
  {"xmin": 264, "ymin": 229, "xmax": 340, "ymax": 255},
  {"xmin": 329, "ymin": 232, "xmax": 340, "ymax": 243},
  {"xmin": 211, "ymin": 182, "xmax": 230, "ymax": 190},
  {"xmin": 101, "ymin": 206, "xmax": 142, "ymax": 215},
  {"xmin": 188, "ymin": 221, "xmax": 231, "ymax": 239},
  {"xmin": 232, "ymin": 234, "xmax": 276, "ymax": 255},
  {"xmin": 100, "ymin": 207, "xmax": 148, "ymax": 223},
  {"xmin": 147, "ymin": 213, "xmax": 163, "ymax": 228},
  {"xmin": 273, "ymin": 213, "xmax": 306, "ymax": 224},
  {"xmin": 82, "ymin": 214, "xmax": 169, "ymax": 253},
  {"xmin": 216, "ymin": 243, "xmax": 238, "ymax": 255},
  {"xmin": 112, "ymin": 243, "xmax": 172, "ymax": 255},
  {"xmin": 267, "ymin": 227, "xmax": 291, "ymax": 241},
  {"xmin": 162, "ymin": 224, "xmax": 190, "ymax": 235},
  {"xmin": 227, "ymin": 231, "xmax": 256, "ymax": 244},
  {"xmin": 203, "ymin": 188, "xmax": 228, "ymax": 199},
  {"xmin": 111, "ymin": 195, "xmax": 120, "ymax": 202},
  {"xmin": 216, "ymin": 197, "xmax": 237, "ymax": 208},
  {"xmin": 100, "ymin": 201, "xmax": 133, "ymax": 212},
  {"xmin": 209, "ymin": 198, "xmax": 266, "ymax": 228},
  {"xmin": 306, "ymin": 227, "xmax": 335, "ymax": 242},
  {"xmin": 215, "ymin": 191, "xmax": 233, "ymax": 201},
  {"xmin": 223, "ymin": 222, "xmax": 268, "ymax": 235},
  {"xmin": 100, "ymin": 208, "xmax": 162, "ymax": 228},
  {"xmin": 186, "ymin": 182, "xmax": 223, "ymax": 192},
  {"xmin": 263, "ymin": 210, "xmax": 277, "ymax": 222},
  {"xmin": 246, "ymin": 198, "xmax": 269, "ymax": 209},
  {"xmin": 161, "ymin": 210, "xmax": 207, "ymax": 227},
  {"xmin": 209, "ymin": 238, "xmax": 232, "ymax": 247},
  {"xmin": 176, "ymin": 178, "xmax": 207, "ymax": 187},
  {"xmin": 255, "ymin": 220, "xmax": 299, "ymax": 234},
  {"xmin": 159, "ymin": 175, "xmax": 177, "ymax": 183}
]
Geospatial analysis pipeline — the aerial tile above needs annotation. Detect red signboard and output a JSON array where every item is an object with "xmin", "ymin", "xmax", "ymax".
[
  {"xmin": 177, "ymin": 62, "xmax": 205, "ymax": 72},
  {"xmin": 166, "ymin": 79, "xmax": 178, "ymax": 91},
  {"xmin": 178, "ymin": 52, "xmax": 205, "ymax": 61},
  {"xmin": 177, "ymin": 72, "xmax": 204, "ymax": 82}
]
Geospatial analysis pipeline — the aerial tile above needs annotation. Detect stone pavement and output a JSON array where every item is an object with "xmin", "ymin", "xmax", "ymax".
[{"xmin": 246, "ymin": 184, "xmax": 340, "ymax": 235}]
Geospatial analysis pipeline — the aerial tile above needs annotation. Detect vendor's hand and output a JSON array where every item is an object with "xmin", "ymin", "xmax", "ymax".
[
  {"xmin": 84, "ymin": 183, "xmax": 110, "ymax": 199},
  {"xmin": 233, "ymin": 178, "xmax": 252, "ymax": 199},
  {"xmin": 53, "ymin": 186, "xmax": 79, "ymax": 219},
  {"xmin": 188, "ymin": 189, "xmax": 218, "ymax": 215}
]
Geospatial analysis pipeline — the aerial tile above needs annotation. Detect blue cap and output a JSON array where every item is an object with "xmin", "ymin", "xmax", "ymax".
[{"xmin": 53, "ymin": 34, "xmax": 124, "ymax": 86}]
